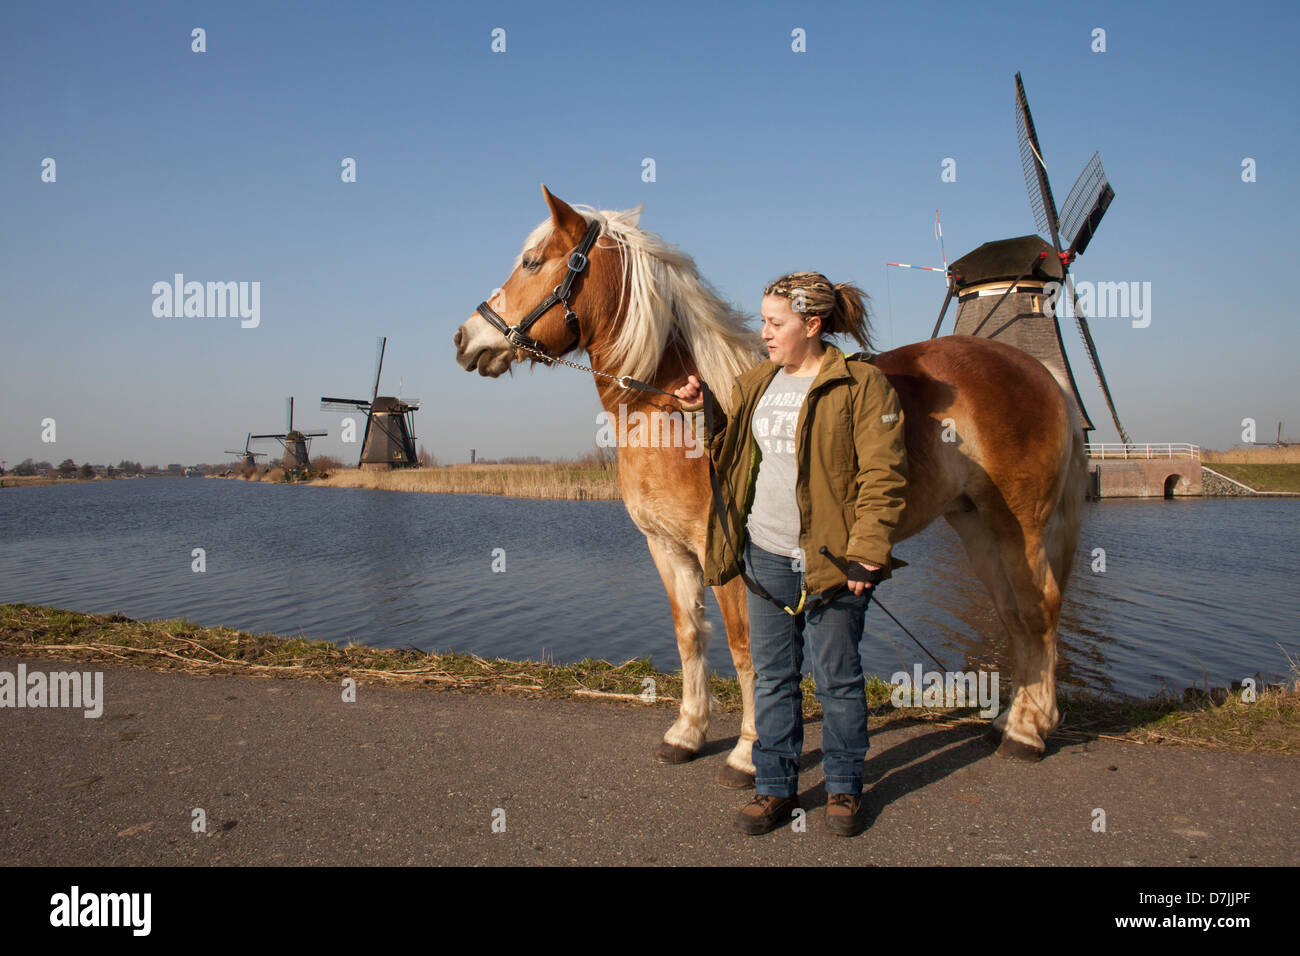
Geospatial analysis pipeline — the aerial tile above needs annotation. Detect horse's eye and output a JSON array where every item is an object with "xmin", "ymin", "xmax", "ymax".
[{"xmin": 522, "ymin": 257, "xmax": 542, "ymax": 272}]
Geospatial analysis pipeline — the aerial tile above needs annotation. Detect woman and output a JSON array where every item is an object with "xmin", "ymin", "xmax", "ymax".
[{"xmin": 675, "ymin": 272, "xmax": 908, "ymax": 837}]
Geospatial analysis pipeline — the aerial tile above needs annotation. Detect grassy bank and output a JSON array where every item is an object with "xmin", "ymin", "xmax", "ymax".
[
  {"xmin": 1201, "ymin": 462, "xmax": 1300, "ymax": 494},
  {"xmin": 1200, "ymin": 447, "xmax": 1300, "ymax": 493},
  {"xmin": 312, "ymin": 462, "xmax": 621, "ymax": 500},
  {"xmin": 3, "ymin": 603, "xmax": 1297, "ymax": 754}
]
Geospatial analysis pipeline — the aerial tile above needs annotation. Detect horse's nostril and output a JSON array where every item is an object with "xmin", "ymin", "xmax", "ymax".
[{"xmin": 453, "ymin": 329, "xmax": 462, "ymax": 348}]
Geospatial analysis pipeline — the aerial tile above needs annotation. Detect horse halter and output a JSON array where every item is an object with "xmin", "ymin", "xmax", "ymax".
[{"xmin": 475, "ymin": 218, "xmax": 603, "ymax": 361}]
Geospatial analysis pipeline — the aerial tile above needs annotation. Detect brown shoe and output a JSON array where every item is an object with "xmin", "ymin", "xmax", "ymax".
[
  {"xmin": 734, "ymin": 794, "xmax": 799, "ymax": 835},
  {"xmin": 825, "ymin": 792, "xmax": 865, "ymax": 836}
]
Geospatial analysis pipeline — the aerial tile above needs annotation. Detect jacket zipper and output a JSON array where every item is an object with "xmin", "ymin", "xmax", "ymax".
[
  {"xmin": 735, "ymin": 380, "xmax": 762, "ymax": 552},
  {"xmin": 740, "ymin": 434, "xmax": 760, "ymax": 551}
]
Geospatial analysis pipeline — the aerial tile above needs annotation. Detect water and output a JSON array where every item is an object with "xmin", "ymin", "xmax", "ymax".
[{"xmin": 1, "ymin": 479, "xmax": 1296, "ymax": 699}]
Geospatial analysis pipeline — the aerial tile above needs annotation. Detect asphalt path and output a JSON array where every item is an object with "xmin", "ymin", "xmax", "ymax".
[{"xmin": 2, "ymin": 655, "xmax": 1296, "ymax": 866}]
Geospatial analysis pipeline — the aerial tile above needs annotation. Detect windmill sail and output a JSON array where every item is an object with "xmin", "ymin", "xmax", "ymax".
[
  {"xmin": 1012, "ymin": 72, "xmax": 1129, "ymax": 443},
  {"xmin": 1016, "ymin": 73, "xmax": 1061, "ymax": 249},
  {"xmin": 372, "ymin": 337, "xmax": 386, "ymax": 403},
  {"xmin": 1058, "ymin": 152, "xmax": 1114, "ymax": 257}
]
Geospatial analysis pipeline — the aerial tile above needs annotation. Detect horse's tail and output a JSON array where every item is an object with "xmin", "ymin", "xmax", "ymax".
[{"xmin": 1044, "ymin": 377, "xmax": 1089, "ymax": 594}]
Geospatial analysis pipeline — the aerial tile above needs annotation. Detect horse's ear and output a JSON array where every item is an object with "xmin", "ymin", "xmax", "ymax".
[{"xmin": 541, "ymin": 184, "xmax": 587, "ymax": 239}]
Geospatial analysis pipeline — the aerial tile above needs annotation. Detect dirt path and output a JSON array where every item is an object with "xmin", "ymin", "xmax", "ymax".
[{"xmin": 2, "ymin": 655, "xmax": 1296, "ymax": 866}]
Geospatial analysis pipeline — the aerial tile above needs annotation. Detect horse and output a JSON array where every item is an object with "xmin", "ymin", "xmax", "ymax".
[{"xmin": 453, "ymin": 185, "xmax": 1088, "ymax": 783}]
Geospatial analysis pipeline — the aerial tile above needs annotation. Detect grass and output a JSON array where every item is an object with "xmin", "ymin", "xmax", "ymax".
[
  {"xmin": 0, "ymin": 603, "xmax": 688, "ymax": 704},
  {"xmin": 1200, "ymin": 463, "xmax": 1300, "ymax": 494},
  {"xmin": 3, "ymin": 603, "xmax": 1298, "ymax": 754}
]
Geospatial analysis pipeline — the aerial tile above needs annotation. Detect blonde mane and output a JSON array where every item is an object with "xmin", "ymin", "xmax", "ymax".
[{"xmin": 516, "ymin": 204, "xmax": 765, "ymax": 414}]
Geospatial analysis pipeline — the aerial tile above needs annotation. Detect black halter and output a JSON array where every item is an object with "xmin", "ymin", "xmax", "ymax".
[{"xmin": 475, "ymin": 218, "xmax": 603, "ymax": 360}]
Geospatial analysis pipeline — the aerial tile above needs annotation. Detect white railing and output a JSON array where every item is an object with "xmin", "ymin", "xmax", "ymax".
[{"xmin": 1086, "ymin": 443, "xmax": 1200, "ymax": 460}]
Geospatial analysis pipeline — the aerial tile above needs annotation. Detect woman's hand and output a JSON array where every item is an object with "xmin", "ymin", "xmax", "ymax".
[
  {"xmin": 847, "ymin": 562, "xmax": 881, "ymax": 596},
  {"xmin": 675, "ymin": 375, "xmax": 702, "ymax": 404}
]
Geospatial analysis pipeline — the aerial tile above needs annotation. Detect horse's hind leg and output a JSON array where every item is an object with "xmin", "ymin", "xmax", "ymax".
[
  {"xmin": 944, "ymin": 507, "xmax": 1061, "ymax": 760},
  {"xmin": 944, "ymin": 510, "xmax": 1029, "ymax": 739},
  {"xmin": 643, "ymin": 535, "xmax": 711, "ymax": 763},
  {"xmin": 713, "ymin": 575, "xmax": 756, "ymax": 787},
  {"xmin": 989, "ymin": 512, "xmax": 1063, "ymax": 759}
]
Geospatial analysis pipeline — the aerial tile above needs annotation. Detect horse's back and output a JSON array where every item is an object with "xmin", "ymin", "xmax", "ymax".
[
  {"xmin": 873, "ymin": 335, "xmax": 1071, "ymax": 446},
  {"xmin": 868, "ymin": 335, "xmax": 1076, "ymax": 526}
]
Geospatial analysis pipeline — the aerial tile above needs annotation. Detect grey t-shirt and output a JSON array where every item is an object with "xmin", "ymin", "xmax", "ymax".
[{"xmin": 746, "ymin": 369, "xmax": 815, "ymax": 557}]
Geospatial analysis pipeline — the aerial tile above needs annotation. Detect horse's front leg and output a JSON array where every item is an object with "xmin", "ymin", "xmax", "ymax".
[
  {"xmin": 713, "ymin": 575, "xmax": 756, "ymax": 787},
  {"xmin": 644, "ymin": 534, "xmax": 711, "ymax": 762}
]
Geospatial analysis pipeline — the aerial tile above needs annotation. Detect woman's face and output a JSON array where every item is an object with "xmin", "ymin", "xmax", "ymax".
[{"xmin": 760, "ymin": 294, "xmax": 820, "ymax": 367}]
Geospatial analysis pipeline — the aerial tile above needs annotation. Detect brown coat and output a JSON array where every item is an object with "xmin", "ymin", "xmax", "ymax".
[{"xmin": 685, "ymin": 343, "xmax": 909, "ymax": 593}]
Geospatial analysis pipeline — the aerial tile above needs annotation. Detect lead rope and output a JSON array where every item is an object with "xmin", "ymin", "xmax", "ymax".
[
  {"xmin": 508, "ymin": 338, "xmax": 1064, "ymax": 732},
  {"xmin": 508, "ymin": 332, "xmax": 1073, "ymax": 726},
  {"xmin": 506, "ymin": 338, "xmax": 685, "ymax": 416}
]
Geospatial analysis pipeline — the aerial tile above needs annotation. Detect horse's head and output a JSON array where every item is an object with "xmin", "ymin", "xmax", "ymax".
[{"xmin": 454, "ymin": 185, "xmax": 614, "ymax": 377}]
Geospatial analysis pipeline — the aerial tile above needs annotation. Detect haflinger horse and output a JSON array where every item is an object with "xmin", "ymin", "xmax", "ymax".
[{"xmin": 453, "ymin": 185, "xmax": 1087, "ymax": 783}]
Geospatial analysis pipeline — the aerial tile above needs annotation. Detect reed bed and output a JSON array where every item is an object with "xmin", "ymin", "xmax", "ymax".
[
  {"xmin": 1202, "ymin": 446, "xmax": 1300, "ymax": 464},
  {"xmin": 313, "ymin": 463, "xmax": 621, "ymax": 500}
]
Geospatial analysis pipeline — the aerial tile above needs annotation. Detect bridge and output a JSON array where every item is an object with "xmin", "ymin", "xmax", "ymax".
[{"xmin": 1086, "ymin": 443, "xmax": 1202, "ymax": 498}]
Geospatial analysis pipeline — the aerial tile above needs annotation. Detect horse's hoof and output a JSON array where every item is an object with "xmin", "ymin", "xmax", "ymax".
[
  {"xmin": 995, "ymin": 736, "xmax": 1045, "ymax": 762},
  {"xmin": 984, "ymin": 725, "xmax": 1003, "ymax": 748},
  {"xmin": 653, "ymin": 742, "xmax": 698, "ymax": 764},
  {"xmin": 716, "ymin": 763, "xmax": 756, "ymax": 789}
]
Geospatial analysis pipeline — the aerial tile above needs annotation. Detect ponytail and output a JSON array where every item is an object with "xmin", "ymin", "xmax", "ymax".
[{"xmin": 764, "ymin": 272, "xmax": 877, "ymax": 355}]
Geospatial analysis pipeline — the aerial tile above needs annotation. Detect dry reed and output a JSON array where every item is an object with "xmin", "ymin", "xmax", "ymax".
[
  {"xmin": 312, "ymin": 463, "xmax": 621, "ymax": 500},
  {"xmin": 1202, "ymin": 446, "xmax": 1300, "ymax": 464}
]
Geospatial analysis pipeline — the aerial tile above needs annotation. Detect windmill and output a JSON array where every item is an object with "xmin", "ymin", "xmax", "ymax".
[
  {"xmin": 252, "ymin": 398, "xmax": 327, "ymax": 472},
  {"xmin": 931, "ymin": 72, "xmax": 1129, "ymax": 443},
  {"xmin": 223, "ymin": 433, "xmax": 268, "ymax": 468},
  {"xmin": 1250, "ymin": 422, "xmax": 1291, "ymax": 448},
  {"xmin": 321, "ymin": 336, "xmax": 422, "ymax": 470}
]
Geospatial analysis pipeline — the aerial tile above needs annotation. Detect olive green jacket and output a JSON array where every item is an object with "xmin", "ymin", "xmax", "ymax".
[{"xmin": 685, "ymin": 344, "xmax": 908, "ymax": 593}]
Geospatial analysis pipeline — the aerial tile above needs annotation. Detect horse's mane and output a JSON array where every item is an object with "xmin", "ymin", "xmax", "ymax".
[{"xmin": 516, "ymin": 204, "xmax": 765, "ymax": 415}]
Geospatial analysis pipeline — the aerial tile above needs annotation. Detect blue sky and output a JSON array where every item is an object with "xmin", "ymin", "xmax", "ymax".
[{"xmin": 1, "ymin": 0, "xmax": 1296, "ymax": 465}]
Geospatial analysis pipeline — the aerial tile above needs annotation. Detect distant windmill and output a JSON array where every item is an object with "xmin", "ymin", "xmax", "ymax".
[
  {"xmin": 223, "ymin": 433, "xmax": 269, "ymax": 468},
  {"xmin": 252, "ymin": 398, "xmax": 327, "ymax": 472},
  {"xmin": 321, "ymin": 336, "xmax": 422, "ymax": 470},
  {"xmin": 932, "ymin": 72, "xmax": 1128, "ymax": 443},
  {"xmin": 1250, "ymin": 421, "xmax": 1290, "ymax": 448}
]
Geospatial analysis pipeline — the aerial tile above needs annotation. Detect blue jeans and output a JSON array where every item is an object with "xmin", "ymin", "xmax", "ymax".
[{"xmin": 745, "ymin": 537, "xmax": 871, "ymax": 798}]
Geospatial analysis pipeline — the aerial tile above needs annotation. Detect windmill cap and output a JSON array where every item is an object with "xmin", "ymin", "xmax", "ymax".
[
  {"xmin": 369, "ymin": 395, "xmax": 416, "ymax": 412},
  {"xmin": 949, "ymin": 235, "xmax": 1064, "ymax": 289}
]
